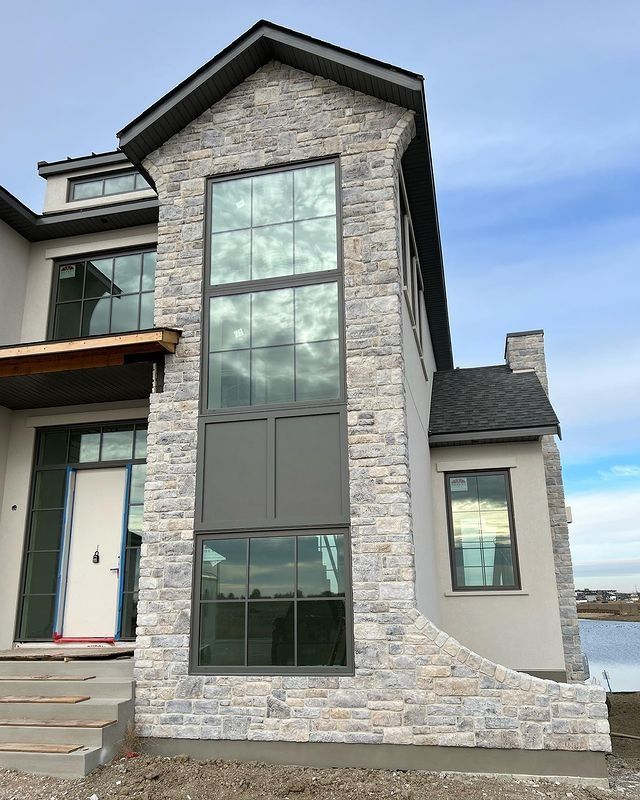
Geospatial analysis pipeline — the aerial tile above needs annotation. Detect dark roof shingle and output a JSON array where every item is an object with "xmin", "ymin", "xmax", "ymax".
[{"xmin": 429, "ymin": 365, "xmax": 560, "ymax": 441}]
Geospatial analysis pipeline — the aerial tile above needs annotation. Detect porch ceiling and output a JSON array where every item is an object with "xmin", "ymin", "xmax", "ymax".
[{"xmin": 0, "ymin": 329, "xmax": 180, "ymax": 410}]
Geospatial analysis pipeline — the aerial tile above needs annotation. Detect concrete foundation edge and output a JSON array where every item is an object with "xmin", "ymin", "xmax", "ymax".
[{"xmin": 141, "ymin": 737, "xmax": 608, "ymax": 786}]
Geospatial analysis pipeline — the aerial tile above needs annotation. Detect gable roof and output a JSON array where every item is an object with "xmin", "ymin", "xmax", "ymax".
[
  {"xmin": 117, "ymin": 20, "xmax": 453, "ymax": 370},
  {"xmin": 429, "ymin": 365, "xmax": 560, "ymax": 445}
]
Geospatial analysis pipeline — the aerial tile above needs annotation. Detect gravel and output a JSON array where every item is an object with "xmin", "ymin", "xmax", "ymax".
[{"xmin": 0, "ymin": 754, "xmax": 638, "ymax": 800}]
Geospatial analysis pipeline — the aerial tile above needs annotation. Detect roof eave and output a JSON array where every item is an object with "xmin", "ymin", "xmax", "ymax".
[{"xmin": 428, "ymin": 425, "xmax": 561, "ymax": 446}]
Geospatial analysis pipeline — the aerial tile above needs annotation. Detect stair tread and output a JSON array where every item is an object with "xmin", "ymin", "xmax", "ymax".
[
  {"xmin": 0, "ymin": 718, "xmax": 116, "ymax": 728},
  {"xmin": 0, "ymin": 742, "xmax": 83, "ymax": 754},
  {"xmin": 0, "ymin": 696, "xmax": 90, "ymax": 704},
  {"xmin": 0, "ymin": 675, "xmax": 95, "ymax": 681}
]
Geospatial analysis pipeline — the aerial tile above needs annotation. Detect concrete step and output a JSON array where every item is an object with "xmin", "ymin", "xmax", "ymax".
[
  {"xmin": 0, "ymin": 678, "xmax": 133, "ymax": 699},
  {"xmin": 0, "ymin": 744, "xmax": 102, "ymax": 777},
  {"xmin": 0, "ymin": 696, "xmax": 133, "ymax": 722},
  {"xmin": 0, "ymin": 658, "xmax": 133, "ymax": 679},
  {"xmin": 0, "ymin": 721, "xmax": 116, "ymax": 747}
]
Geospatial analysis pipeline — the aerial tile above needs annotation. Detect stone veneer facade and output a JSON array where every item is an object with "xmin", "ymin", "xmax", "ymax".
[
  {"xmin": 505, "ymin": 332, "xmax": 586, "ymax": 682},
  {"xmin": 135, "ymin": 61, "xmax": 608, "ymax": 752}
]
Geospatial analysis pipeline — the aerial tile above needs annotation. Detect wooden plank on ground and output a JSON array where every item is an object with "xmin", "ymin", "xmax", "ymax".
[
  {"xmin": 0, "ymin": 696, "xmax": 90, "ymax": 704},
  {"xmin": 0, "ymin": 742, "xmax": 82, "ymax": 754},
  {"xmin": 0, "ymin": 675, "xmax": 95, "ymax": 681},
  {"xmin": 0, "ymin": 719, "xmax": 115, "ymax": 728}
]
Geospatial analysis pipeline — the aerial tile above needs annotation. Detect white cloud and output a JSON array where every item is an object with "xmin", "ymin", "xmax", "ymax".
[
  {"xmin": 568, "ymin": 487, "xmax": 640, "ymax": 591},
  {"xmin": 598, "ymin": 465, "xmax": 640, "ymax": 480}
]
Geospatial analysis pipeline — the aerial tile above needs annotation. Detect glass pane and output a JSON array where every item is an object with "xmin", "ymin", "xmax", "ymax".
[
  {"xmin": 84, "ymin": 259, "xmax": 113, "ymax": 298},
  {"xmin": 120, "ymin": 591, "xmax": 138, "ymax": 639},
  {"xmin": 252, "ymin": 223, "xmax": 293, "ymax": 279},
  {"xmin": 298, "ymin": 534, "xmax": 345, "ymax": 597},
  {"xmin": 294, "ymin": 217, "xmax": 337, "ymax": 273},
  {"xmin": 295, "ymin": 283, "xmax": 338, "ymax": 343},
  {"xmin": 54, "ymin": 302, "xmax": 82, "ymax": 339},
  {"xmin": 68, "ymin": 428, "xmax": 100, "ymax": 463},
  {"xmin": 208, "ymin": 350, "xmax": 250, "ymax": 408},
  {"xmin": 19, "ymin": 595, "xmax": 55, "ymax": 640},
  {"xmin": 210, "ymin": 294, "xmax": 250, "ymax": 351},
  {"xmin": 491, "ymin": 547, "xmax": 516, "ymax": 586},
  {"xmin": 211, "ymin": 177, "xmax": 251, "ymax": 232},
  {"xmin": 252, "ymin": 171, "xmax": 293, "ymax": 227},
  {"xmin": 114, "ymin": 254, "xmax": 142, "ymax": 294},
  {"xmin": 23, "ymin": 551, "xmax": 60, "ymax": 594},
  {"xmin": 480, "ymin": 510, "xmax": 512, "ymax": 547},
  {"xmin": 129, "ymin": 464, "xmax": 147, "ymax": 505},
  {"xmin": 249, "ymin": 536, "xmax": 295, "ymax": 599},
  {"xmin": 135, "ymin": 173, "xmax": 149, "ymax": 190},
  {"xmin": 101, "ymin": 427, "xmax": 134, "ymax": 460},
  {"xmin": 294, "ymin": 164, "xmax": 336, "ymax": 220},
  {"xmin": 251, "ymin": 288, "xmax": 293, "ymax": 347},
  {"xmin": 123, "ymin": 547, "xmax": 140, "ymax": 594},
  {"xmin": 139, "ymin": 292, "xmax": 154, "ymax": 329},
  {"xmin": 251, "ymin": 346, "xmax": 294, "ymax": 406},
  {"xmin": 477, "ymin": 474, "xmax": 509, "ymax": 510},
  {"xmin": 110, "ymin": 294, "xmax": 140, "ymax": 333},
  {"xmin": 456, "ymin": 561, "xmax": 484, "ymax": 588},
  {"xmin": 142, "ymin": 252, "xmax": 156, "ymax": 290},
  {"xmin": 134, "ymin": 428, "xmax": 148, "ymax": 460},
  {"xmin": 126, "ymin": 506, "xmax": 143, "ymax": 546},
  {"xmin": 297, "ymin": 600, "xmax": 346, "ymax": 666},
  {"xmin": 199, "ymin": 602, "xmax": 245, "ymax": 667},
  {"xmin": 449, "ymin": 475, "xmax": 480, "ymax": 512},
  {"xmin": 104, "ymin": 173, "xmax": 136, "ymax": 195},
  {"xmin": 210, "ymin": 230, "xmax": 251, "ymax": 285},
  {"xmin": 57, "ymin": 263, "xmax": 85, "ymax": 301},
  {"xmin": 247, "ymin": 601, "xmax": 294, "ymax": 666},
  {"xmin": 32, "ymin": 470, "xmax": 67, "ymax": 509},
  {"xmin": 72, "ymin": 180, "xmax": 102, "ymax": 200},
  {"xmin": 201, "ymin": 539, "xmax": 247, "ymax": 600},
  {"xmin": 28, "ymin": 510, "xmax": 64, "ymax": 551},
  {"xmin": 451, "ymin": 511, "xmax": 482, "ymax": 547},
  {"xmin": 81, "ymin": 297, "xmax": 111, "ymax": 336},
  {"xmin": 37, "ymin": 430, "xmax": 68, "ymax": 466},
  {"xmin": 295, "ymin": 340, "xmax": 340, "ymax": 402}
]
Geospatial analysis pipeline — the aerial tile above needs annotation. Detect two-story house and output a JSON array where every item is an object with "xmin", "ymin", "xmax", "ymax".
[{"xmin": 0, "ymin": 21, "xmax": 609, "ymax": 784}]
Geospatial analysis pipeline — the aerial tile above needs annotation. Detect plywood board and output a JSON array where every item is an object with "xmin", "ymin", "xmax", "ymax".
[
  {"xmin": 0, "ymin": 675, "xmax": 95, "ymax": 681},
  {"xmin": 0, "ymin": 742, "xmax": 82, "ymax": 753},
  {"xmin": 0, "ymin": 718, "xmax": 115, "ymax": 728},
  {"xmin": 0, "ymin": 696, "xmax": 90, "ymax": 704}
]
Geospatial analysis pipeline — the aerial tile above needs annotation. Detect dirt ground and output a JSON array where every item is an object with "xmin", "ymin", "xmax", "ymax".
[{"xmin": 0, "ymin": 694, "xmax": 638, "ymax": 800}]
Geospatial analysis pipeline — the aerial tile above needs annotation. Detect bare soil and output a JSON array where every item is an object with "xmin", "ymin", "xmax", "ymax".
[{"xmin": 0, "ymin": 693, "xmax": 638, "ymax": 800}]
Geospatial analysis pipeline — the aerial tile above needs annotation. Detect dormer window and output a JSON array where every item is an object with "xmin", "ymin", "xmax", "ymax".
[{"xmin": 69, "ymin": 170, "xmax": 150, "ymax": 201}]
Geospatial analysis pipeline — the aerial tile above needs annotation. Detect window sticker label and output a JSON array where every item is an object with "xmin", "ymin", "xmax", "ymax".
[
  {"xmin": 59, "ymin": 264, "xmax": 77, "ymax": 279},
  {"xmin": 450, "ymin": 477, "xmax": 468, "ymax": 492}
]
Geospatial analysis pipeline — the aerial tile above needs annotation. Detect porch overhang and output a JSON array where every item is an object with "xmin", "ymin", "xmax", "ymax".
[{"xmin": 0, "ymin": 328, "xmax": 180, "ymax": 410}]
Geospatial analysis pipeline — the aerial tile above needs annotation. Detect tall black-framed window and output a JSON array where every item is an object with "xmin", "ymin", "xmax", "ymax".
[
  {"xmin": 16, "ymin": 422, "xmax": 147, "ymax": 642},
  {"xmin": 69, "ymin": 171, "xmax": 150, "ymax": 201},
  {"xmin": 445, "ymin": 470, "xmax": 521, "ymax": 591},
  {"xmin": 203, "ymin": 159, "xmax": 344, "ymax": 413},
  {"xmin": 399, "ymin": 172, "xmax": 428, "ymax": 371},
  {"xmin": 192, "ymin": 530, "xmax": 352, "ymax": 674},
  {"xmin": 49, "ymin": 247, "xmax": 156, "ymax": 341}
]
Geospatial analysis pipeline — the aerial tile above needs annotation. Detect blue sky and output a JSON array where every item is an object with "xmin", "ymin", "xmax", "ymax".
[{"xmin": 1, "ymin": 0, "xmax": 638, "ymax": 589}]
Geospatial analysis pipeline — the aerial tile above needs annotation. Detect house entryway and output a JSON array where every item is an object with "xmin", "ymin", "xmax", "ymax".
[
  {"xmin": 58, "ymin": 468, "xmax": 128, "ymax": 640},
  {"xmin": 16, "ymin": 422, "xmax": 146, "ymax": 644}
]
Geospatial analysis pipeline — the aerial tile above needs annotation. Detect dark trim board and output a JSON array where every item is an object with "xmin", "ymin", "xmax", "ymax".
[
  {"xmin": 141, "ymin": 738, "xmax": 608, "ymax": 784},
  {"xmin": 524, "ymin": 670, "xmax": 568, "ymax": 682}
]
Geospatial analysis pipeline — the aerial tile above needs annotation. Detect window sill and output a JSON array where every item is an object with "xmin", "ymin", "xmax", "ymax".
[{"xmin": 443, "ymin": 590, "xmax": 529, "ymax": 597}]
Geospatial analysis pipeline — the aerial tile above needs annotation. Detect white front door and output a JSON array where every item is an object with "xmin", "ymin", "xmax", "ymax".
[{"xmin": 62, "ymin": 468, "xmax": 127, "ymax": 638}]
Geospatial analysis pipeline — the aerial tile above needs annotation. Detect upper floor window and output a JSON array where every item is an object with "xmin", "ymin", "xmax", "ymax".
[
  {"xmin": 445, "ymin": 470, "xmax": 521, "ymax": 591},
  {"xmin": 69, "ymin": 171, "xmax": 150, "ymax": 201},
  {"xmin": 399, "ymin": 175, "xmax": 428, "ymax": 366},
  {"xmin": 204, "ymin": 161, "xmax": 342, "ymax": 411},
  {"xmin": 50, "ymin": 248, "xmax": 156, "ymax": 340}
]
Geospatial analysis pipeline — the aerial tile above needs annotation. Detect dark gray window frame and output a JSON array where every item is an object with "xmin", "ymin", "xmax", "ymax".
[
  {"xmin": 47, "ymin": 244, "xmax": 157, "ymax": 342},
  {"xmin": 190, "ymin": 527, "xmax": 354, "ymax": 676},
  {"xmin": 14, "ymin": 420, "xmax": 148, "ymax": 643},
  {"xmin": 67, "ymin": 169, "xmax": 150, "ymax": 202},
  {"xmin": 444, "ymin": 468, "xmax": 522, "ymax": 593},
  {"xmin": 200, "ymin": 156, "xmax": 346, "ymax": 417}
]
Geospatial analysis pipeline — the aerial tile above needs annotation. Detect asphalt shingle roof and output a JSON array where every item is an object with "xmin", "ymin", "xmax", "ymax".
[{"xmin": 429, "ymin": 365, "xmax": 560, "ymax": 438}]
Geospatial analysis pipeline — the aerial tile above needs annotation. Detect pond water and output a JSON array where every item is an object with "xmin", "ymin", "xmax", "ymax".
[{"xmin": 579, "ymin": 619, "xmax": 640, "ymax": 691}]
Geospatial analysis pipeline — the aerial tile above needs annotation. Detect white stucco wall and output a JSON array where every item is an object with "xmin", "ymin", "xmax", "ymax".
[
  {"xmin": 0, "ymin": 219, "xmax": 29, "ymax": 346},
  {"xmin": 431, "ymin": 441, "xmax": 566, "ymax": 674},
  {"xmin": 0, "ymin": 400, "xmax": 149, "ymax": 650},
  {"xmin": 19, "ymin": 225, "xmax": 158, "ymax": 343},
  {"xmin": 402, "ymin": 303, "xmax": 441, "ymax": 625},
  {"xmin": 43, "ymin": 162, "xmax": 156, "ymax": 213}
]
